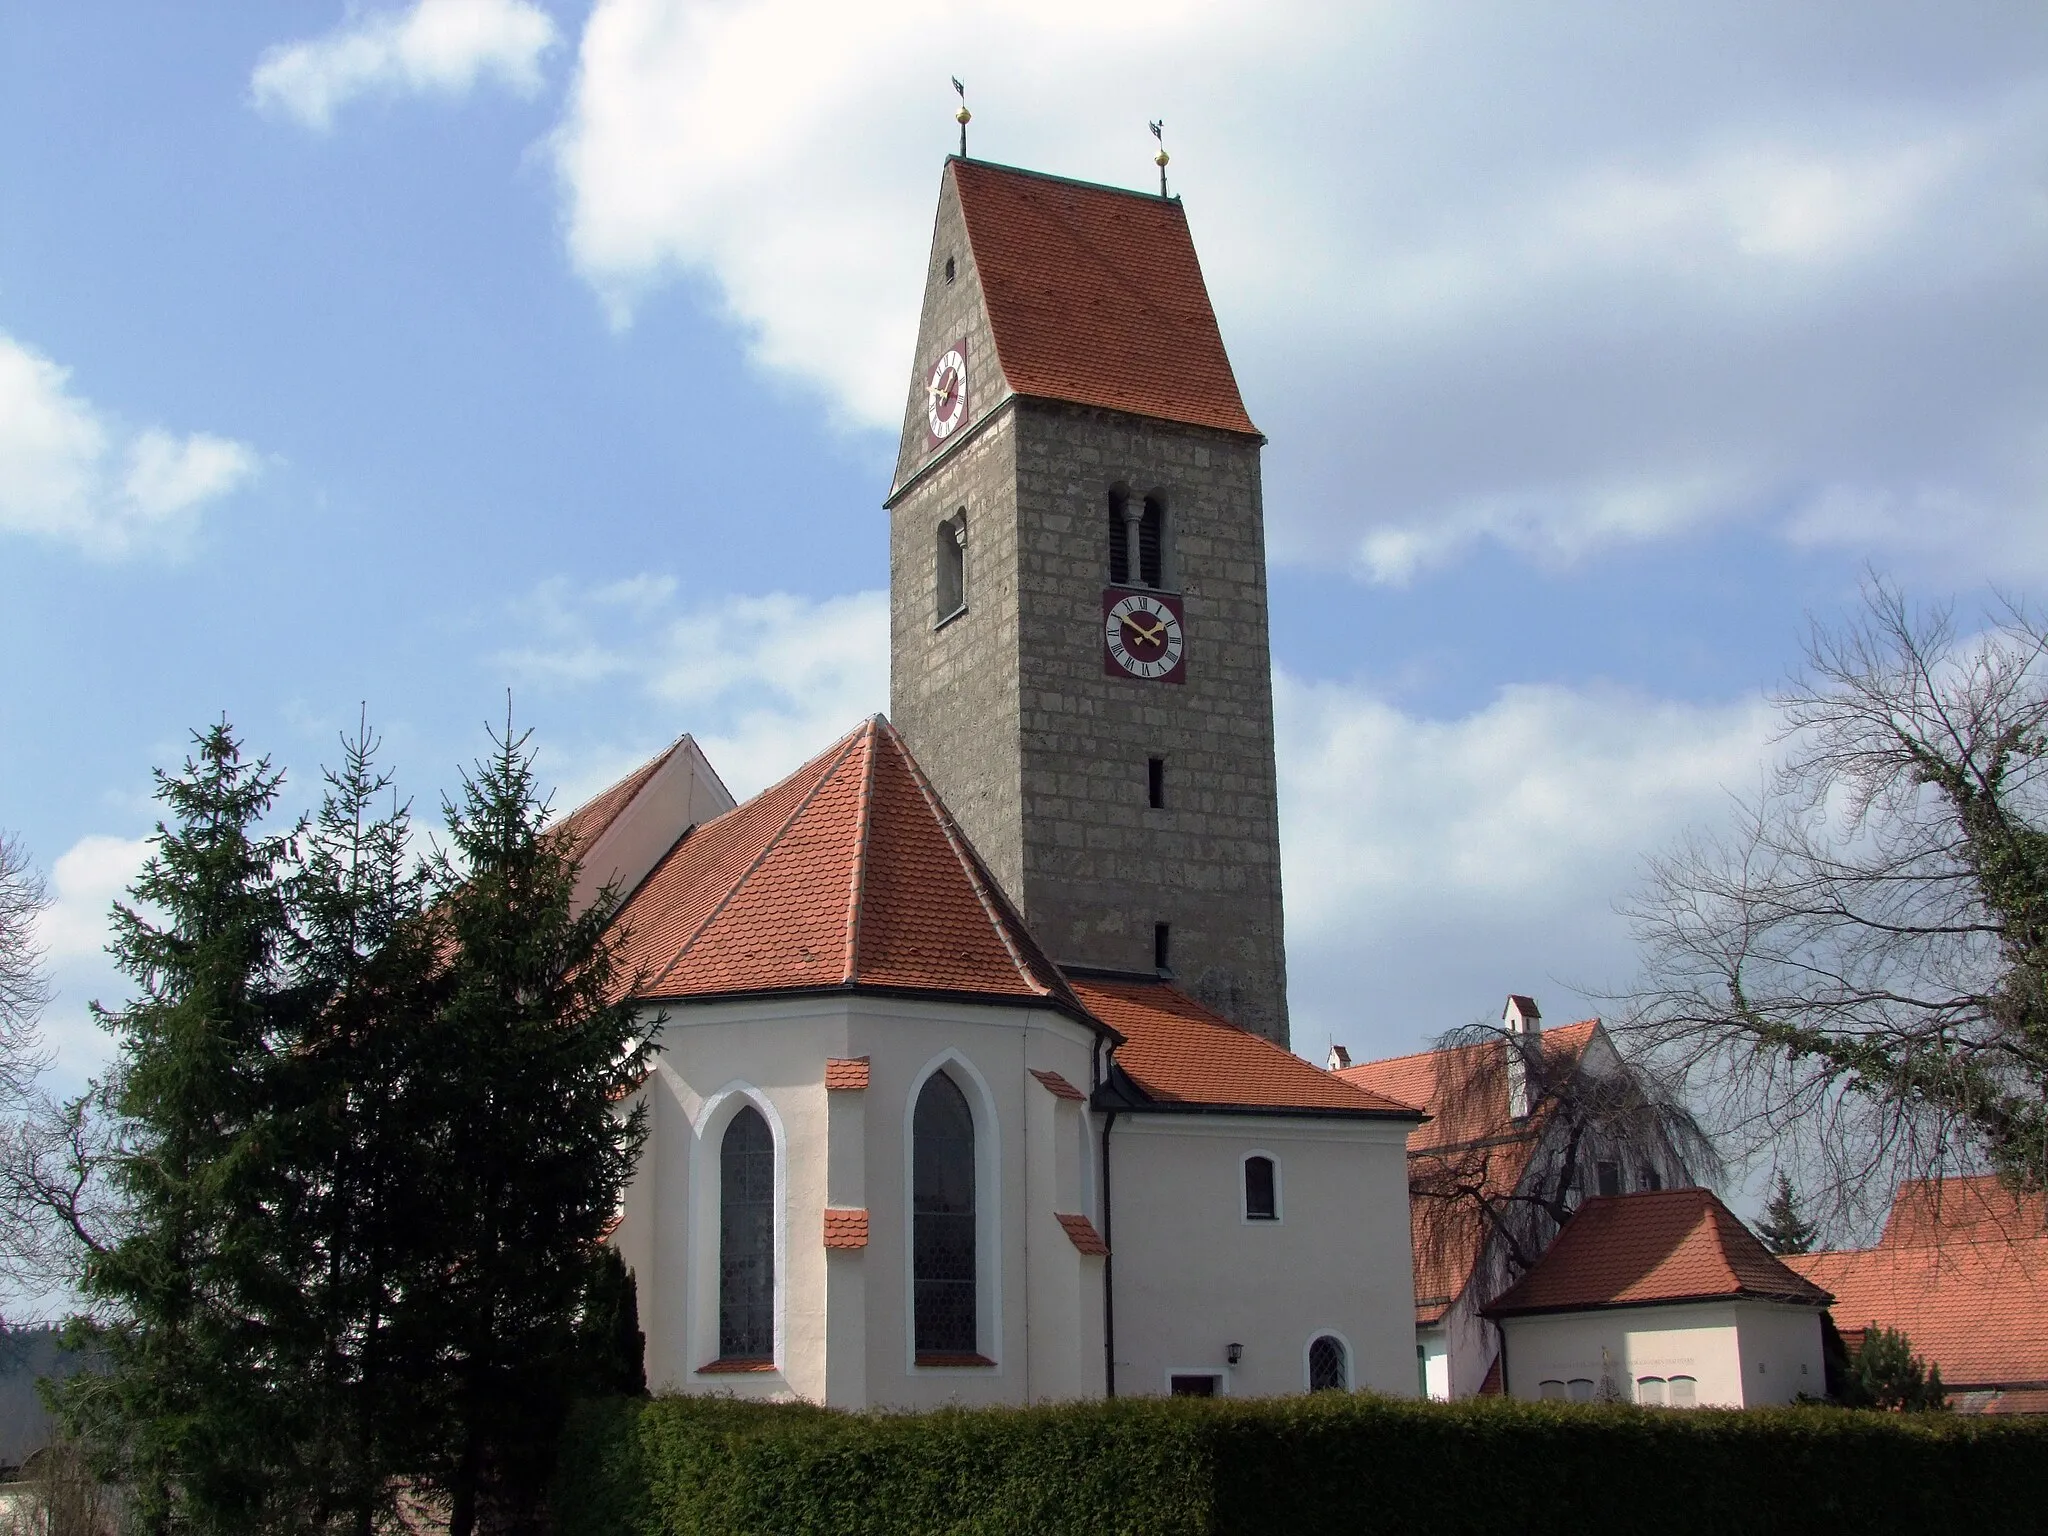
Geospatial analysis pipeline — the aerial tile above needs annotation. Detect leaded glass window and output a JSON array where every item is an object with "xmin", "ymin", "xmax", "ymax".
[
  {"xmin": 719, "ymin": 1106, "xmax": 775, "ymax": 1360},
  {"xmin": 913, "ymin": 1071, "xmax": 977, "ymax": 1354},
  {"xmin": 1308, "ymin": 1335, "xmax": 1348, "ymax": 1392}
]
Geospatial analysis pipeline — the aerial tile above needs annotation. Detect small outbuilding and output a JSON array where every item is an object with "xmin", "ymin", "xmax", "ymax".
[{"xmin": 1483, "ymin": 1188, "xmax": 1831, "ymax": 1408}]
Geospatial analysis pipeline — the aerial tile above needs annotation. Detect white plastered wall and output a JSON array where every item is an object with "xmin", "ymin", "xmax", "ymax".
[
  {"xmin": 610, "ymin": 992, "xmax": 1103, "ymax": 1409},
  {"xmin": 1498, "ymin": 1300, "xmax": 1824, "ymax": 1407},
  {"xmin": 1107, "ymin": 1112, "xmax": 1417, "ymax": 1398}
]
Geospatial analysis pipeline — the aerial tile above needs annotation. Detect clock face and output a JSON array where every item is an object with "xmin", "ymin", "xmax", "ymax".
[
  {"xmin": 924, "ymin": 341, "xmax": 969, "ymax": 446},
  {"xmin": 1103, "ymin": 589, "xmax": 1186, "ymax": 683}
]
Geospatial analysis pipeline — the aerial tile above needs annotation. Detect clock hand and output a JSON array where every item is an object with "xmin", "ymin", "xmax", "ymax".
[{"xmin": 1123, "ymin": 617, "xmax": 1167, "ymax": 645}]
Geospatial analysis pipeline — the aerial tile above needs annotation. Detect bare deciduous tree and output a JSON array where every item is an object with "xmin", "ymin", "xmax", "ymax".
[
  {"xmin": 0, "ymin": 834, "xmax": 51, "ymax": 1093},
  {"xmin": 1621, "ymin": 580, "xmax": 2048, "ymax": 1230},
  {"xmin": 1411, "ymin": 1020, "xmax": 1721, "ymax": 1310}
]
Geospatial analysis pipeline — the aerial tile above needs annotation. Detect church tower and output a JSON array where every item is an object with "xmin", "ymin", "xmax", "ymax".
[{"xmin": 886, "ymin": 158, "xmax": 1289, "ymax": 1045}]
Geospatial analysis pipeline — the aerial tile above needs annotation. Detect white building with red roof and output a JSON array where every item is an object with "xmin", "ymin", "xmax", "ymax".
[
  {"xmin": 1483, "ymin": 1189, "xmax": 1831, "ymax": 1408},
  {"xmin": 571, "ymin": 154, "xmax": 1427, "ymax": 1408}
]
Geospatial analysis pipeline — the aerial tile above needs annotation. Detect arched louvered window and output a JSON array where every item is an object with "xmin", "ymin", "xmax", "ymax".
[
  {"xmin": 936, "ymin": 510, "xmax": 966, "ymax": 623},
  {"xmin": 913, "ymin": 1071, "xmax": 977, "ymax": 1355},
  {"xmin": 719, "ymin": 1106, "xmax": 775, "ymax": 1360},
  {"xmin": 1308, "ymin": 1335, "xmax": 1348, "ymax": 1392},
  {"xmin": 1106, "ymin": 489, "xmax": 1167, "ymax": 588}
]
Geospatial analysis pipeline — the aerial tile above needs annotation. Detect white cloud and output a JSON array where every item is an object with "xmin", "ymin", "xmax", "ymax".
[
  {"xmin": 1275, "ymin": 674, "xmax": 1774, "ymax": 1060},
  {"xmin": 32, "ymin": 836, "xmax": 149, "ymax": 966},
  {"xmin": 500, "ymin": 579, "xmax": 889, "ymax": 801},
  {"xmin": 253, "ymin": 0, "xmax": 559, "ymax": 131},
  {"xmin": 0, "ymin": 333, "xmax": 258, "ymax": 557},
  {"xmin": 550, "ymin": 2, "xmax": 2048, "ymax": 578}
]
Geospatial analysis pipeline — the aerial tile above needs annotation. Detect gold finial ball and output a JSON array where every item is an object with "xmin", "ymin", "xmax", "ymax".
[
  {"xmin": 1155, "ymin": 150, "xmax": 1170, "ymax": 167},
  {"xmin": 956, "ymin": 107, "xmax": 972, "ymax": 125}
]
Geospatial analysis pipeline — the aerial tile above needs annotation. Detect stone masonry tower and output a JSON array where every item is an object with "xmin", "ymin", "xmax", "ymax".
[{"xmin": 886, "ymin": 158, "xmax": 1289, "ymax": 1045}]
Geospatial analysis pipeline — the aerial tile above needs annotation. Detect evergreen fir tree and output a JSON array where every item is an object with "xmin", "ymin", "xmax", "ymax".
[
  {"xmin": 1853, "ymin": 1324, "xmax": 1949, "ymax": 1411},
  {"xmin": 55, "ymin": 723, "xmax": 301, "ymax": 1533},
  {"xmin": 1756, "ymin": 1171, "xmax": 1819, "ymax": 1254},
  {"xmin": 411, "ymin": 717, "xmax": 653, "ymax": 1535},
  {"xmin": 279, "ymin": 718, "xmax": 444, "ymax": 1533},
  {"xmin": 578, "ymin": 1246, "xmax": 647, "ymax": 1397}
]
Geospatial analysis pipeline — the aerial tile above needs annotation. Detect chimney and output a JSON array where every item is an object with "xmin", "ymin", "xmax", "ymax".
[
  {"xmin": 1326, "ymin": 1044, "xmax": 1351, "ymax": 1072},
  {"xmin": 1503, "ymin": 994, "xmax": 1541, "ymax": 1119}
]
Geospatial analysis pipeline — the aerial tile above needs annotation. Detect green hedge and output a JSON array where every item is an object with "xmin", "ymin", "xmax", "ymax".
[{"xmin": 552, "ymin": 1391, "xmax": 2048, "ymax": 1535}]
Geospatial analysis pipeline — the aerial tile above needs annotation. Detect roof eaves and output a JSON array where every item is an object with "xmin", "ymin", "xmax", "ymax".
[
  {"xmin": 1485, "ymin": 1287, "xmax": 1832, "ymax": 1321},
  {"xmin": 638, "ymin": 979, "xmax": 1106, "ymax": 1027}
]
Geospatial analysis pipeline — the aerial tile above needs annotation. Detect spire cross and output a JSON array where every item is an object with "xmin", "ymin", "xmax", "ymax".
[
  {"xmin": 952, "ymin": 77, "xmax": 970, "ymax": 158},
  {"xmin": 1149, "ymin": 119, "xmax": 1169, "ymax": 197}
]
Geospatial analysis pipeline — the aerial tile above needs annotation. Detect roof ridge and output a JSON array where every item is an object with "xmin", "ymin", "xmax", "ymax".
[
  {"xmin": 951, "ymin": 155, "xmax": 1183, "ymax": 209},
  {"xmin": 841, "ymin": 719, "xmax": 881, "ymax": 986},
  {"xmin": 879, "ymin": 718, "xmax": 1052, "ymax": 1003},
  {"xmin": 643, "ymin": 729, "xmax": 865, "ymax": 997}
]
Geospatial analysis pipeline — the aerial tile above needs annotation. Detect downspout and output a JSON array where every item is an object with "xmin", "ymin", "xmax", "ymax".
[{"xmin": 1101, "ymin": 1108, "xmax": 1118, "ymax": 1398}]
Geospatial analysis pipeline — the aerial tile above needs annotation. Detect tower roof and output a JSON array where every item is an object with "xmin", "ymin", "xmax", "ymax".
[
  {"xmin": 608, "ymin": 716, "xmax": 1096, "ymax": 1024},
  {"xmin": 950, "ymin": 159, "xmax": 1260, "ymax": 438},
  {"xmin": 1483, "ymin": 1188, "xmax": 1832, "ymax": 1318}
]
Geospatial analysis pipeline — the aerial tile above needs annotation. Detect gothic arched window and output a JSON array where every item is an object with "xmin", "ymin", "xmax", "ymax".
[
  {"xmin": 1308, "ymin": 1334, "xmax": 1348, "ymax": 1392},
  {"xmin": 913, "ymin": 1070, "xmax": 977, "ymax": 1355},
  {"xmin": 719, "ymin": 1105, "xmax": 775, "ymax": 1360},
  {"xmin": 936, "ymin": 510, "xmax": 966, "ymax": 623}
]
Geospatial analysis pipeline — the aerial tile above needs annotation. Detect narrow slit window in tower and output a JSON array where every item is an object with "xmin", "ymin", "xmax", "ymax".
[
  {"xmin": 1147, "ymin": 757, "xmax": 1165, "ymax": 809},
  {"xmin": 1154, "ymin": 922, "xmax": 1171, "ymax": 974},
  {"xmin": 935, "ymin": 511, "xmax": 966, "ymax": 624}
]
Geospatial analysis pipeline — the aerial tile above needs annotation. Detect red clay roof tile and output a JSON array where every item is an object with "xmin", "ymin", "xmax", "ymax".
[
  {"xmin": 1074, "ymin": 977, "xmax": 1421, "ymax": 1116},
  {"xmin": 1030, "ymin": 1068, "xmax": 1084, "ymax": 1102},
  {"xmin": 609, "ymin": 718, "xmax": 1092, "ymax": 1020},
  {"xmin": 1056, "ymin": 1212, "xmax": 1108, "ymax": 1256},
  {"xmin": 823, "ymin": 1208, "xmax": 869, "ymax": 1250},
  {"xmin": 1485, "ymin": 1189, "xmax": 1831, "ymax": 1317},
  {"xmin": 825, "ymin": 1057, "xmax": 871, "ymax": 1091},
  {"xmin": 952, "ymin": 160, "xmax": 1259, "ymax": 438}
]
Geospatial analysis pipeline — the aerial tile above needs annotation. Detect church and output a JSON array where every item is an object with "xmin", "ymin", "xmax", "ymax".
[{"xmin": 581, "ymin": 155, "xmax": 1424, "ymax": 1407}]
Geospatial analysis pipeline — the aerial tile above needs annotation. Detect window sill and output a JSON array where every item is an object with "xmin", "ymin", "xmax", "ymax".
[
  {"xmin": 915, "ymin": 1352, "xmax": 996, "ymax": 1368},
  {"xmin": 698, "ymin": 1357, "xmax": 776, "ymax": 1375},
  {"xmin": 934, "ymin": 604, "xmax": 968, "ymax": 632}
]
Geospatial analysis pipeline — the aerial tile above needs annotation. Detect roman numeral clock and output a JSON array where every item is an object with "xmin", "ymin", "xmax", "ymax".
[{"xmin": 1103, "ymin": 588, "xmax": 1185, "ymax": 683}]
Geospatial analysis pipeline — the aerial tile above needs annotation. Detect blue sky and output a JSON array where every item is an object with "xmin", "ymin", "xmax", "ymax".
[{"xmin": 5, "ymin": 1, "xmax": 2046, "ymax": 1099}]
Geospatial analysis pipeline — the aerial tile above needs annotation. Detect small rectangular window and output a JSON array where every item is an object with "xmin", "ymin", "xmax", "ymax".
[
  {"xmin": 1642, "ymin": 1166, "xmax": 1663, "ymax": 1191},
  {"xmin": 1154, "ymin": 922, "xmax": 1171, "ymax": 973},
  {"xmin": 1147, "ymin": 757, "xmax": 1165, "ymax": 808},
  {"xmin": 1597, "ymin": 1161, "xmax": 1621, "ymax": 1197},
  {"xmin": 1170, "ymin": 1374, "xmax": 1219, "ymax": 1397}
]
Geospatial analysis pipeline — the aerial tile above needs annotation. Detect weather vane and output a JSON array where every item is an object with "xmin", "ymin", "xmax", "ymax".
[
  {"xmin": 953, "ymin": 78, "xmax": 971, "ymax": 158},
  {"xmin": 1150, "ymin": 119, "xmax": 1169, "ymax": 197}
]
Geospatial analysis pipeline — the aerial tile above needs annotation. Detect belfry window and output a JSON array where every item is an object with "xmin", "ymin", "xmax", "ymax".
[
  {"xmin": 936, "ymin": 510, "xmax": 966, "ymax": 624},
  {"xmin": 913, "ymin": 1071, "xmax": 977, "ymax": 1355},
  {"xmin": 1107, "ymin": 490, "xmax": 1167, "ymax": 588},
  {"xmin": 719, "ymin": 1106, "xmax": 775, "ymax": 1361}
]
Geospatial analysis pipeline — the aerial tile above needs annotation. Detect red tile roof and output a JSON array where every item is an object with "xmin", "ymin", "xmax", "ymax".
[
  {"xmin": 610, "ymin": 718, "xmax": 1092, "ymax": 1022},
  {"xmin": 1878, "ymin": 1174, "xmax": 2047, "ymax": 1249},
  {"xmin": 952, "ymin": 160, "xmax": 1259, "ymax": 439},
  {"xmin": 825, "ymin": 1057, "xmax": 871, "ymax": 1091},
  {"xmin": 1485, "ymin": 1189, "xmax": 1832, "ymax": 1318},
  {"xmin": 1784, "ymin": 1176, "xmax": 2048, "ymax": 1392},
  {"xmin": 1030, "ymin": 1068, "xmax": 1084, "ymax": 1102},
  {"xmin": 1339, "ymin": 1023, "xmax": 1601, "ymax": 1323},
  {"xmin": 1056, "ymin": 1212, "xmax": 1108, "ymax": 1256},
  {"xmin": 1074, "ymin": 977, "xmax": 1421, "ymax": 1117},
  {"xmin": 822, "ymin": 1208, "xmax": 869, "ymax": 1250},
  {"xmin": 553, "ymin": 738, "xmax": 684, "ymax": 856}
]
